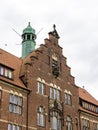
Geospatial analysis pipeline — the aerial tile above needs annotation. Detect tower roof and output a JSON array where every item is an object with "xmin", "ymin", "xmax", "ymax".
[{"xmin": 23, "ymin": 22, "xmax": 35, "ymax": 34}]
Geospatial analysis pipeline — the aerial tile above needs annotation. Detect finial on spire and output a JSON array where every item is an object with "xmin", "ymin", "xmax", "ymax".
[
  {"xmin": 53, "ymin": 24, "xmax": 56, "ymax": 31},
  {"xmin": 28, "ymin": 22, "xmax": 30, "ymax": 26}
]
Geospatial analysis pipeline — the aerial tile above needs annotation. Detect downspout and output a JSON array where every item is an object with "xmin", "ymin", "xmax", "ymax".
[
  {"xmin": 78, "ymin": 110, "xmax": 81, "ymax": 130},
  {"xmin": 26, "ymin": 91, "xmax": 30, "ymax": 130},
  {"xmin": 25, "ymin": 63, "xmax": 30, "ymax": 130}
]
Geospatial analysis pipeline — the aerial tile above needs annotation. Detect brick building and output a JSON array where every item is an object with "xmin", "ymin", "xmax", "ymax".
[
  {"xmin": 0, "ymin": 49, "xmax": 30, "ymax": 130},
  {"xmin": 0, "ymin": 23, "xmax": 98, "ymax": 130},
  {"xmin": 79, "ymin": 87, "xmax": 98, "ymax": 130}
]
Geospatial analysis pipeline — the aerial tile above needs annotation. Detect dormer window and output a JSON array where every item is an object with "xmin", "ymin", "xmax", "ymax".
[{"xmin": 0, "ymin": 65, "xmax": 13, "ymax": 79}]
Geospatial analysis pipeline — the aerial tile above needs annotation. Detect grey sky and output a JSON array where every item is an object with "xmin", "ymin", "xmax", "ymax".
[{"xmin": 0, "ymin": 0, "xmax": 98, "ymax": 100}]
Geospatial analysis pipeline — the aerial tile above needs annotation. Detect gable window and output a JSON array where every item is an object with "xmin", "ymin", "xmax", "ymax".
[
  {"xmin": 94, "ymin": 123, "xmax": 98, "ymax": 130},
  {"xmin": 37, "ymin": 81, "xmax": 45, "ymax": 95},
  {"xmin": 65, "ymin": 93, "xmax": 72, "ymax": 105},
  {"xmin": 9, "ymin": 93, "xmax": 22, "ymax": 114},
  {"xmin": 66, "ymin": 116, "xmax": 72, "ymax": 130},
  {"xmin": 52, "ymin": 59, "xmax": 59, "ymax": 77},
  {"xmin": 82, "ymin": 119, "xmax": 90, "ymax": 130},
  {"xmin": 50, "ymin": 87, "xmax": 60, "ymax": 100},
  {"xmin": 37, "ymin": 106, "xmax": 45, "ymax": 127},
  {"xmin": 8, "ymin": 124, "xmax": 21, "ymax": 130}
]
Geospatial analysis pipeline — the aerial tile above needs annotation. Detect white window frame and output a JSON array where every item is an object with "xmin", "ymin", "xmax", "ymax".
[
  {"xmin": 50, "ymin": 87, "xmax": 60, "ymax": 100},
  {"xmin": 37, "ymin": 106, "xmax": 45, "ymax": 127},
  {"xmin": 37, "ymin": 82, "xmax": 45, "ymax": 95}
]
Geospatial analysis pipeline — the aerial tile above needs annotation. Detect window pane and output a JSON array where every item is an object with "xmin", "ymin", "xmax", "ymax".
[
  {"xmin": 40, "ymin": 114, "xmax": 45, "ymax": 126},
  {"xmin": 0, "ymin": 91, "xmax": 2, "ymax": 99},
  {"xmin": 54, "ymin": 89, "xmax": 57, "ymax": 99},
  {"xmin": 14, "ymin": 95, "xmax": 18, "ymax": 104},
  {"xmin": 68, "ymin": 95, "xmax": 71, "ymax": 105},
  {"xmin": 9, "ymin": 104, "xmax": 13, "ymax": 112},
  {"xmin": 65, "ymin": 93, "xmax": 71, "ymax": 105},
  {"xmin": 38, "ymin": 82, "xmax": 45, "ymax": 95},
  {"xmin": 19, "ymin": 106, "xmax": 22, "ymax": 114},
  {"xmin": 37, "ymin": 106, "xmax": 45, "ymax": 127},
  {"xmin": 37, "ymin": 113, "xmax": 40, "ymax": 125},
  {"xmin": 18, "ymin": 97, "xmax": 22, "ymax": 106},
  {"xmin": 9, "ymin": 70, "xmax": 12, "ymax": 78},
  {"xmin": 50, "ymin": 112, "xmax": 61, "ymax": 130},
  {"xmin": 42, "ymin": 84, "xmax": 44, "ymax": 95},
  {"xmin": 9, "ymin": 94, "xmax": 22, "ymax": 115},
  {"xmin": 38, "ymin": 82, "xmax": 41, "ymax": 93},
  {"xmin": 10, "ymin": 94, "xmax": 13, "ymax": 103},
  {"xmin": 82, "ymin": 119, "xmax": 90, "ymax": 130},
  {"xmin": 53, "ymin": 116, "xmax": 58, "ymax": 130},
  {"xmin": 66, "ymin": 116, "xmax": 72, "ymax": 130},
  {"xmin": 50, "ymin": 87, "xmax": 53, "ymax": 98},
  {"xmin": 13, "ymin": 125, "xmax": 16, "ymax": 130},
  {"xmin": 0, "ymin": 67, "xmax": 3, "ymax": 75},
  {"xmin": 17, "ymin": 126, "xmax": 21, "ymax": 130},
  {"xmin": 5, "ymin": 68, "xmax": 8, "ymax": 77},
  {"xmin": 57, "ymin": 90, "xmax": 60, "ymax": 100},
  {"xmin": 8, "ymin": 124, "xmax": 12, "ymax": 130}
]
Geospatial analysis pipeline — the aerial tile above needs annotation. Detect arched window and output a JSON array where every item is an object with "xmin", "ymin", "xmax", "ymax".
[
  {"xmin": 66, "ymin": 115, "xmax": 73, "ymax": 130},
  {"xmin": 37, "ymin": 106, "xmax": 45, "ymax": 127},
  {"xmin": 50, "ymin": 111, "xmax": 62, "ymax": 130},
  {"xmin": 82, "ymin": 119, "xmax": 90, "ymax": 130},
  {"xmin": 94, "ymin": 123, "xmax": 98, "ymax": 130}
]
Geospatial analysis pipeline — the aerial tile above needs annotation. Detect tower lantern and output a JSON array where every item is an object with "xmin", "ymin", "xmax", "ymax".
[{"xmin": 22, "ymin": 22, "xmax": 36, "ymax": 59}]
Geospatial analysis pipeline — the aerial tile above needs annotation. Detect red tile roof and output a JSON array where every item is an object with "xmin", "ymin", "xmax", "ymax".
[
  {"xmin": 0, "ymin": 49, "xmax": 29, "ymax": 90},
  {"xmin": 79, "ymin": 87, "xmax": 98, "ymax": 106}
]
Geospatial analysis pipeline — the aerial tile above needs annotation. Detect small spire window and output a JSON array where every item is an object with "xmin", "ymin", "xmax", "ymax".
[{"xmin": 27, "ymin": 34, "xmax": 30, "ymax": 40}]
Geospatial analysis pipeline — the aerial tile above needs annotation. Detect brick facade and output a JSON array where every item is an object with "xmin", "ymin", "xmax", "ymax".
[{"xmin": 0, "ymin": 25, "xmax": 98, "ymax": 130}]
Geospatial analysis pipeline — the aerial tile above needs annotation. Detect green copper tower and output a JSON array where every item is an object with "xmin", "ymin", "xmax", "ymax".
[{"xmin": 22, "ymin": 22, "xmax": 36, "ymax": 59}]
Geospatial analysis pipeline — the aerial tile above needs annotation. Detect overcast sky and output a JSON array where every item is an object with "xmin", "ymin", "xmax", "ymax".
[{"xmin": 0, "ymin": 0, "xmax": 98, "ymax": 100}]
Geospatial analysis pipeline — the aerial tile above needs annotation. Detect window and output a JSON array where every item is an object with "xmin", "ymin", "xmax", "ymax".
[
  {"xmin": 9, "ymin": 94, "xmax": 22, "ymax": 114},
  {"xmin": 0, "ymin": 66, "xmax": 3, "ymax": 75},
  {"xmin": 0, "ymin": 90, "xmax": 2, "ymax": 100},
  {"xmin": 82, "ymin": 119, "xmax": 90, "ymax": 130},
  {"xmin": 37, "ymin": 106, "xmax": 45, "ymax": 127},
  {"xmin": 96, "ymin": 107, "xmax": 98, "ymax": 113},
  {"xmin": 52, "ymin": 59, "xmax": 59, "ymax": 77},
  {"xmin": 50, "ymin": 87, "xmax": 60, "ymax": 100},
  {"xmin": 82, "ymin": 101, "xmax": 98, "ymax": 114},
  {"xmin": 50, "ymin": 111, "xmax": 61, "ymax": 130},
  {"xmin": 66, "ymin": 116, "xmax": 72, "ymax": 130},
  {"xmin": 0, "ymin": 65, "xmax": 13, "ymax": 79},
  {"xmin": 27, "ymin": 34, "xmax": 30, "ymax": 40},
  {"xmin": 65, "ymin": 93, "xmax": 72, "ymax": 105},
  {"xmin": 94, "ymin": 123, "xmax": 98, "ymax": 130},
  {"xmin": 8, "ymin": 124, "xmax": 21, "ymax": 130},
  {"xmin": 37, "ymin": 81, "xmax": 45, "ymax": 95}
]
